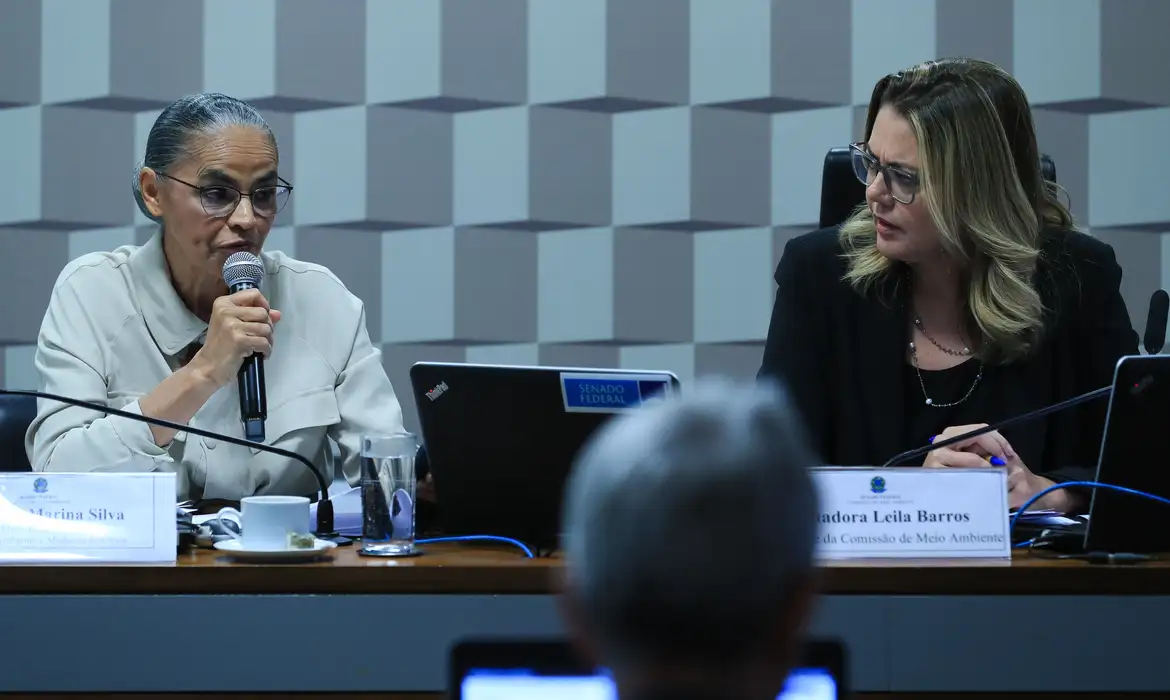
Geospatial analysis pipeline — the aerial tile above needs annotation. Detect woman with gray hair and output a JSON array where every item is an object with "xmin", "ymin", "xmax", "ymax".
[
  {"xmin": 560, "ymin": 379, "xmax": 821, "ymax": 700},
  {"xmin": 26, "ymin": 93, "xmax": 406, "ymax": 503}
]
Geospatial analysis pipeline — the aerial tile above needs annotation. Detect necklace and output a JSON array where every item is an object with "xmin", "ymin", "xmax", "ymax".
[
  {"xmin": 908, "ymin": 316, "xmax": 983, "ymax": 407},
  {"xmin": 909, "ymin": 340, "xmax": 983, "ymax": 407},
  {"xmin": 904, "ymin": 276, "xmax": 982, "ymax": 406},
  {"xmin": 912, "ymin": 315, "xmax": 972, "ymax": 356}
]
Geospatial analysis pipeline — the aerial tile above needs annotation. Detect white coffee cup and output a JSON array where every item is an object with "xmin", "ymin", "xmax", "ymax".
[{"xmin": 215, "ymin": 495, "xmax": 311, "ymax": 550}]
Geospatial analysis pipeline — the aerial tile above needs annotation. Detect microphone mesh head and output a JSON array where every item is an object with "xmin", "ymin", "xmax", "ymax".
[{"xmin": 222, "ymin": 252, "xmax": 264, "ymax": 288}]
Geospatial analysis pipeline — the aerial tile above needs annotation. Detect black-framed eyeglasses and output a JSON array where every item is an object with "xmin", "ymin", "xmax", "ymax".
[
  {"xmin": 159, "ymin": 173, "xmax": 293, "ymax": 219},
  {"xmin": 850, "ymin": 142, "xmax": 919, "ymax": 205}
]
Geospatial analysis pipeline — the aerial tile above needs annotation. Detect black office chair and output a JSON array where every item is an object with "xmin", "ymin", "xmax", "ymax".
[
  {"xmin": 817, "ymin": 146, "xmax": 1058, "ymax": 228},
  {"xmin": 0, "ymin": 394, "xmax": 36, "ymax": 472}
]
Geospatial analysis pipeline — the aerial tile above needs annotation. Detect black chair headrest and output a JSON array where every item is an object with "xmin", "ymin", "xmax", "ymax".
[{"xmin": 0, "ymin": 394, "xmax": 37, "ymax": 472}]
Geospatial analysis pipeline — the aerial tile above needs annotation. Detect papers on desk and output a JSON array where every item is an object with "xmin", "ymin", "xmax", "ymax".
[
  {"xmin": 187, "ymin": 483, "xmax": 366, "ymax": 537},
  {"xmin": 1010, "ymin": 509, "xmax": 1086, "ymax": 527}
]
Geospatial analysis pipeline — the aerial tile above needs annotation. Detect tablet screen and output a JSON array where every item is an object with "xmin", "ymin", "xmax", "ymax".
[{"xmin": 462, "ymin": 666, "xmax": 838, "ymax": 700}]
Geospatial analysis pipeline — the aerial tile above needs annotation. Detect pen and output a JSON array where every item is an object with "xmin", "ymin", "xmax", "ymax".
[{"xmin": 928, "ymin": 436, "xmax": 1008, "ymax": 466}]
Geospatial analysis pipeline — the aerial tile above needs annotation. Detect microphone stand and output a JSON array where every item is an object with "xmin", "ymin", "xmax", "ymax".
[
  {"xmin": 881, "ymin": 386, "xmax": 1113, "ymax": 467},
  {"xmin": 4, "ymin": 389, "xmax": 343, "ymax": 542}
]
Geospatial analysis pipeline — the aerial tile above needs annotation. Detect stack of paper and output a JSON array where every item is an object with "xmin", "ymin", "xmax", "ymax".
[{"xmin": 1010, "ymin": 509, "xmax": 1086, "ymax": 526}]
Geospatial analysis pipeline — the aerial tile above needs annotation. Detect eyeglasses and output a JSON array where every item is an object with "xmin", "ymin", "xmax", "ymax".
[
  {"xmin": 159, "ymin": 173, "xmax": 293, "ymax": 219},
  {"xmin": 850, "ymin": 142, "xmax": 919, "ymax": 205}
]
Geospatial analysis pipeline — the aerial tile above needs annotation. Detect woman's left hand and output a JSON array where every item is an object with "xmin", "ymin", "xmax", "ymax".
[{"xmin": 1006, "ymin": 459, "xmax": 1070, "ymax": 511}]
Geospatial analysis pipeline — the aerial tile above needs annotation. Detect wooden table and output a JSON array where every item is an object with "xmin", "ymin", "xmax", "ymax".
[
  {"xmin": 3, "ymin": 544, "xmax": 1170, "ymax": 595},
  {"xmin": 1, "ymin": 545, "xmax": 1168, "ymax": 696}
]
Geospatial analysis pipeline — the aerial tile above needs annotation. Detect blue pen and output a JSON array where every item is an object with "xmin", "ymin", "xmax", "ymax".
[{"xmin": 930, "ymin": 436, "xmax": 1006, "ymax": 465}]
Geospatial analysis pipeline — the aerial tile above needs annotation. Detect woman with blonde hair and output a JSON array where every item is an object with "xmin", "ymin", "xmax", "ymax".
[{"xmin": 759, "ymin": 58, "xmax": 1138, "ymax": 512}]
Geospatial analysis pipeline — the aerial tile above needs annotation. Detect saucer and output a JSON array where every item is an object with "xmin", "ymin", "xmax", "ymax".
[{"xmin": 213, "ymin": 538, "xmax": 338, "ymax": 562}]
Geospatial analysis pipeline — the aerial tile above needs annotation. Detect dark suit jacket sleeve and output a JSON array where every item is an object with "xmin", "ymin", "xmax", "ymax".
[
  {"xmin": 758, "ymin": 237, "xmax": 833, "ymax": 459},
  {"xmin": 1040, "ymin": 238, "xmax": 1140, "ymax": 486}
]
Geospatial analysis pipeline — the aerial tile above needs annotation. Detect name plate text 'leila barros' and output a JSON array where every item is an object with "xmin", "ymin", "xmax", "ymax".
[
  {"xmin": 811, "ymin": 467, "xmax": 1010, "ymax": 560},
  {"xmin": 0, "ymin": 472, "xmax": 176, "ymax": 563}
]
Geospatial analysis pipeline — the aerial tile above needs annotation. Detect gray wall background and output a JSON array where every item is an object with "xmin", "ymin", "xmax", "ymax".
[{"xmin": 1, "ymin": 0, "xmax": 1169, "ymax": 433}]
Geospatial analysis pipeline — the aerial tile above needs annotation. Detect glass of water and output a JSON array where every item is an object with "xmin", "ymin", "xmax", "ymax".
[{"xmin": 359, "ymin": 432, "xmax": 418, "ymax": 557}]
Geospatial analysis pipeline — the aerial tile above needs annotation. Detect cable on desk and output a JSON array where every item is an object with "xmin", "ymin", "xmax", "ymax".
[
  {"xmin": 1057, "ymin": 551, "xmax": 1151, "ymax": 564},
  {"xmin": 1010, "ymin": 480, "xmax": 1170, "ymax": 533},
  {"xmin": 1011, "ymin": 481, "xmax": 1170, "ymax": 562},
  {"xmin": 416, "ymin": 535, "xmax": 535, "ymax": 558}
]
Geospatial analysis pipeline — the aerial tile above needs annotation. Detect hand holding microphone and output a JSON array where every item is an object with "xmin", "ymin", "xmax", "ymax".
[
  {"xmin": 190, "ymin": 289, "xmax": 281, "ymax": 387},
  {"xmin": 190, "ymin": 252, "xmax": 276, "ymax": 443}
]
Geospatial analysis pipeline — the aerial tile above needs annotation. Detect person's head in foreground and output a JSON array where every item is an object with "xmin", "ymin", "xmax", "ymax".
[
  {"xmin": 842, "ymin": 56, "xmax": 1072, "ymax": 364},
  {"xmin": 560, "ymin": 380, "xmax": 822, "ymax": 700}
]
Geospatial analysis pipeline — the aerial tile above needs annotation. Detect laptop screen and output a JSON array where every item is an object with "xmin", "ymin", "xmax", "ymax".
[{"xmin": 460, "ymin": 666, "xmax": 839, "ymax": 700}]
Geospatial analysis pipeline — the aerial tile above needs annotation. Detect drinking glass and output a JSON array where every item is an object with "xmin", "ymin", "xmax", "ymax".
[{"xmin": 359, "ymin": 433, "xmax": 418, "ymax": 557}]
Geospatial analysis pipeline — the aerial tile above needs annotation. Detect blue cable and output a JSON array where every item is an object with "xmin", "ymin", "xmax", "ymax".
[
  {"xmin": 416, "ymin": 535, "xmax": 535, "ymax": 558},
  {"xmin": 1011, "ymin": 480, "xmax": 1170, "ymax": 534}
]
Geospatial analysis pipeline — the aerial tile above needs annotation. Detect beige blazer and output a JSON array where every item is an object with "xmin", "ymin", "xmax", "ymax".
[{"xmin": 26, "ymin": 232, "xmax": 406, "ymax": 502}]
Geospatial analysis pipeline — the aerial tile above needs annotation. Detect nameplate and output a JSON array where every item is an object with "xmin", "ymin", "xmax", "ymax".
[
  {"xmin": 812, "ymin": 467, "xmax": 1010, "ymax": 560},
  {"xmin": 0, "ymin": 472, "xmax": 176, "ymax": 563}
]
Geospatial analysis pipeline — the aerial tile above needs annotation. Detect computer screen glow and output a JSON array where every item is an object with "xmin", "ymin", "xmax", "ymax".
[{"xmin": 462, "ymin": 667, "xmax": 837, "ymax": 700}]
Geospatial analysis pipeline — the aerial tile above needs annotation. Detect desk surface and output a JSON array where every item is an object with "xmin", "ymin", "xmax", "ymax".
[{"xmin": 2, "ymin": 544, "xmax": 1169, "ymax": 595}]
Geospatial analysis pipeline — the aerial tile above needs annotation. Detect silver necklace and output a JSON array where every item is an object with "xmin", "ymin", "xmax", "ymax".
[
  {"xmin": 908, "ymin": 335, "xmax": 983, "ymax": 408},
  {"xmin": 912, "ymin": 315, "xmax": 972, "ymax": 356}
]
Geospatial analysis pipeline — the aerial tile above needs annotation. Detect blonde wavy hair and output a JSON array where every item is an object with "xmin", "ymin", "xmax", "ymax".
[{"xmin": 840, "ymin": 58, "xmax": 1074, "ymax": 363}]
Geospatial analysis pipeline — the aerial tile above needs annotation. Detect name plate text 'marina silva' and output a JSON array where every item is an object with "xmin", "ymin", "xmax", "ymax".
[
  {"xmin": 811, "ymin": 467, "xmax": 1011, "ymax": 560},
  {"xmin": 0, "ymin": 472, "xmax": 176, "ymax": 563}
]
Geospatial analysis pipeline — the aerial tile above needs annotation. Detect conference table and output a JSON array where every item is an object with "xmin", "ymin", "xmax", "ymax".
[{"xmin": 1, "ymin": 544, "xmax": 1168, "ymax": 698}]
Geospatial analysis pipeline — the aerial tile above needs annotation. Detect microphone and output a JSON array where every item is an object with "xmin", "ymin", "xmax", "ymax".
[
  {"xmin": 1144, "ymin": 290, "xmax": 1168, "ymax": 355},
  {"xmin": 880, "ymin": 385, "xmax": 1111, "ymax": 467},
  {"xmin": 11, "ymin": 388, "xmax": 340, "ymax": 540},
  {"xmin": 223, "ymin": 252, "xmax": 267, "ymax": 443}
]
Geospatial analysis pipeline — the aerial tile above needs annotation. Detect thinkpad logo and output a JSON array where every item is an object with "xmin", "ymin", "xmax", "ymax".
[{"xmin": 426, "ymin": 381, "xmax": 449, "ymax": 401}]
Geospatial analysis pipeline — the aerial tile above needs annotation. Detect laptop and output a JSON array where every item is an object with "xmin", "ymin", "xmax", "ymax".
[
  {"xmin": 410, "ymin": 362, "xmax": 682, "ymax": 550},
  {"xmin": 451, "ymin": 638, "xmax": 847, "ymax": 700},
  {"xmin": 1083, "ymin": 354, "xmax": 1170, "ymax": 553}
]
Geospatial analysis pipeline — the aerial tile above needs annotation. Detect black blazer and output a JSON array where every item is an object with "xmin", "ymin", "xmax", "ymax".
[{"xmin": 759, "ymin": 226, "xmax": 1140, "ymax": 484}]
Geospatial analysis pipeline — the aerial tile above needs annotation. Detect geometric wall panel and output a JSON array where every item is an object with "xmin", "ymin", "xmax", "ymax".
[
  {"xmin": 0, "ymin": 106, "xmax": 135, "ymax": 230},
  {"xmin": 694, "ymin": 228, "xmax": 775, "ymax": 343},
  {"xmin": 1088, "ymin": 108, "xmax": 1170, "ymax": 230},
  {"xmin": 772, "ymin": 107, "xmax": 856, "ymax": 226},
  {"xmin": 2, "ymin": 0, "xmax": 1169, "ymax": 432},
  {"xmin": 1088, "ymin": 228, "xmax": 1170, "ymax": 340},
  {"xmin": 0, "ymin": 1, "xmax": 41, "ymax": 107},
  {"xmin": 0, "ymin": 230, "xmax": 69, "ymax": 343},
  {"xmin": 107, "ymin": 0, "xmax": 204, "ymax": 110},
  {"xmin": 1100, "ymin": 0, "xmax": 1170, "ymax": 108},
  {"xmin": 382, "ymin": 227, "xmax": 537, "ymax": 345},
  {"xmin": 850, "ymin": 0, "xmax": 938, "ymax": 105},
  {"xmin": 538, "ymin": 227, "xmax": 693, "ymax": 344},
  {"xmin": 1013, "ymin": 0, "xmax": 1105, "ymax": 110},
  {"xmin": 936, "ymin": 0, "xmax": 1015, "ymax": 72},
  {"xmin": 1031, "ymin": 109, "xmax": 1090, "ymax": 224}
]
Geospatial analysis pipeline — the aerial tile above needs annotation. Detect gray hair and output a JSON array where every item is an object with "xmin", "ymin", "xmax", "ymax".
[
  {"xmin": 132, "ymin": 93, "xmax": 275, "ymax": 224},
  {"xmin": 561, "ymin": 379, "xmax": 821, "ymax": 669}
]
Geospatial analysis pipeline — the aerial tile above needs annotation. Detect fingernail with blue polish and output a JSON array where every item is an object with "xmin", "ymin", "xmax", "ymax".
[
  {"xmin": 929, "ymin": 435, "xmax": 936, "ymax": 443},
  {"xmin": 991, "ymin": 456, "xmax": 1006, "ymax": 466}
]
